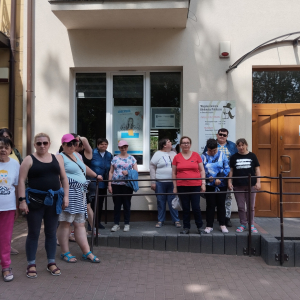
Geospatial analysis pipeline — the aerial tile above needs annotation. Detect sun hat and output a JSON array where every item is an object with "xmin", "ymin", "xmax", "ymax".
[
  {"xmin": 118, "ymin": 140, "xmax": 129, "ymax": 147},
  {"xmin": 61, "ymin": 133, "xmax": 76, "ymax": 144}
]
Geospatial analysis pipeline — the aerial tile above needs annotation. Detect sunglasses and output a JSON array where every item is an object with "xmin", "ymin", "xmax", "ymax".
[
  {"xmin": 118, "ymin": 145, "xmax": 128, "ymax": 149},
  {"xmin": 66, "ymin": 140, "xmax": 79, "ymax": 147},
  {"xmin": 36, "ymin": 141, "xmax": 49, "ymax": 146},
  {"xmin": 218, "ymin": 133, "xmax": 228, "ymax": 137}
]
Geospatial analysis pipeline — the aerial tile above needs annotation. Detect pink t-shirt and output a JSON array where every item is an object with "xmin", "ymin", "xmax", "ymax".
[{"xmin": 172, "ymin": 152, "xmax": 202, "ymax": 186}]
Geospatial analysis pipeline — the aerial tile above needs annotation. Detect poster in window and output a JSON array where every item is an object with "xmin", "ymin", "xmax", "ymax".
[
  {"xmin": 113, "ymin": 106, "xmax": 143, "ymax": 155},
  {"xmin": 199, "ymin": 101, "xmax": 236, "ymax": 153}
]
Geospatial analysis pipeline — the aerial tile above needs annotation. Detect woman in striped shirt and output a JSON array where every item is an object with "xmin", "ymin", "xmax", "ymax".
[{"xmin": 57, "ymin": 134, "xmax": 103, "ymax": 263}]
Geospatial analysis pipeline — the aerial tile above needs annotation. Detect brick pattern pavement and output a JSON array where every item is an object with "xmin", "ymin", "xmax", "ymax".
[{"xmin": 1, "ymin": 218, "xmax": 300, "ymax": 300}]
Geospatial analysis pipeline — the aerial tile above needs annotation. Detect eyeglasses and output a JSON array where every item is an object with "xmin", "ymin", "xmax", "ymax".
[
  {"xmin": 36, "ymin": 141, "xmax": 49, "ymax": 146},
  {"xmin": 218, "ymin": 133, "xmax": 228, "ymax": 137},
  {"xmin": 66, "ymin": 140, "xmax": 79, "ymax": 147},
  {"xmin": 181, "ymin": 142, "xmax": 190, "ymax": 145}
]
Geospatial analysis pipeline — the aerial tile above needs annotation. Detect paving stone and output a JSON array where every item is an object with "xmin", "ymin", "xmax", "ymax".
[
  {"xmin": 294, "ymin": 240, "xmax": 300, "ymax": 267},
  {"xmin": 224, "ymin": 233, "xmax": 236, "ymax": 255},
  {"xmin": 131, "ymin": 235, "xmax": 143, "ymax": 249},
  {"xmin": 282, "ymin": 240, "xmax": 295, "ymax": 267},
  {"xmin": 107, "ymin": 235, "xmax": 119, "ymax": 248},
  {"xmin": 261, "ymin": 235, "xmax": 280, "ymax": 266},
  {"xmin": 189, "ymin": 234, "xmax": 200, "ymax": 253},
  {"xmin": 236, "ymin": 232, "xmax": 248, "ymax": 256},
  {"xmin": 178, "ymin": 234, "xmax": 189, "ymax": 252},
  {"xmin": 200, "ymin": 234, "xmax": 212, "ymax": 254},
  {"xmin": 212, "ymin": 233, "xmax": 224, "ymax": 254},
  {"xmin": 120, "ymin": 235, "xmax": 130, "ymax": 248},
  {"xmin": 251, "ymin": 234, "xmax": 261, "ymax": 256},
  {"xmin": 142, "ymin": 235, "xmax": 154, "ymax": 250},
  {"xmin": 154, "ymin": 235, "xmax": 166, "ymax": 251},
  {"xmin": 98, "ymin": 235, "xmax": 108, "ymax": 247},
  {"xmin": 166, "ymin": 234, "xmax": 177, "ymax": 252}
]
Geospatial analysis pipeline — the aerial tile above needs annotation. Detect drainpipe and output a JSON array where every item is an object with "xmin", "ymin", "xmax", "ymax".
[
  {"xmin": 26, "ymin": 0, "xmax": 33, "ymax": 155},
  {"xmin": 8, "ymin": 0, "xmax": 16, "ymax": 135}
]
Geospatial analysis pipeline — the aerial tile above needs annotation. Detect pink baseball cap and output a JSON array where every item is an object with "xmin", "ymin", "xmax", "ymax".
[
  {"xmin": 118, "ymin": 140, "xmax": 128, "ymax": 147},
  {"xmin": 61, "ymin": 133, "xmax": 75, "ymax": 144}
]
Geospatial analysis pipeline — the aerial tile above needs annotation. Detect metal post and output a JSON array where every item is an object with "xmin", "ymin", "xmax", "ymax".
[
  {"xmin": 91, "ymin": 182, "xmax": 99, "ymax": 253},
  {"xmin": 248, "ymin": 174, "xmax": 252, "ymax": 257},
  {"xmin": 279, "ymin": 173, "xmax": 284, "ymax": 266},
  {"xmin": 105, "ymin": 196, "xmax": 107, "ymax": 224}
]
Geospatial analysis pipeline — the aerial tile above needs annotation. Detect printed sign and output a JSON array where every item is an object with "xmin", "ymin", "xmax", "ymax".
[
  {"xmin": 199, "ymin": 101, "xmax": 236, "ymax": 153},
  {"xmin": 154, "ymin": 114, "xmax": 175, "ymax": 128},
  {"xmin": 113, "ymin": 106, "xmax": 143, "ymax": 155}
]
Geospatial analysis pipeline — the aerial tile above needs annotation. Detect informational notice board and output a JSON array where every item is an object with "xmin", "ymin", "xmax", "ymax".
[
  {"xmin": 199, "ymin": 101, "xmax": 236, "ymax": 153},
  {"xmin": 113, "ymin": 106, "xmax": 143, "ymax": 155}
]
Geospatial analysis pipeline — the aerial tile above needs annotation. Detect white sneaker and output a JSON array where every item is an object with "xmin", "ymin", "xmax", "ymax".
[
  {"xmin": 123, "ymin": 225, "xmax": 130, "ymax": 232},
  {"xmin": 220, "ymin": 225, "xmax": 229, "ymax": 233},
  {"xmin": 111, "ymin": 224, "xmax": 120, "ymax": 232},
  {"xmin": 204, "ymin": 227, "xmax": 213, "ymax": 234}
]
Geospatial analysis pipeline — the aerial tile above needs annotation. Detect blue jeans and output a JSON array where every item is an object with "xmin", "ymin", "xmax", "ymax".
[
  {"xmin": 177, "ymin": 186, "xmax": 202, "ymax": 229},
  {"xmin": 155, "ymin": 181, "xmax": 179, "ymax": 223}
]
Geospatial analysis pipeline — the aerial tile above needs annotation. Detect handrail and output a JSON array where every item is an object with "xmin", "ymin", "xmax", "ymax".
[{"xmin": 89, "ymin": 174, "xmax": 300, "ymax": 264}]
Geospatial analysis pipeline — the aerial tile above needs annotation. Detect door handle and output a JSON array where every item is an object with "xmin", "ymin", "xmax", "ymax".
[{"xmin": 280, "ymin": 155, "xmax": 292, "ymax": 173}]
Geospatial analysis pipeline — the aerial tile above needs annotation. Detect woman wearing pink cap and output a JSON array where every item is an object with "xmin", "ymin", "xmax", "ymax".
[
  {"xmin": 57, "ymin": 134, "xmax": 103, "ymax": 263},
  {"xmin": 108, "ymin": 140, "xmax": 138, "ymax": 232}
]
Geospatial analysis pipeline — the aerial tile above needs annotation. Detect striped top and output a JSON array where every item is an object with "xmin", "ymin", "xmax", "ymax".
[{"xmin": 63, "ymin": 177, "xmax": 89, "ymax": 215}]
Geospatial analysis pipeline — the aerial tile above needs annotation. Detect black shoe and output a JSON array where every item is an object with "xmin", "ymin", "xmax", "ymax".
[
  {"xmin": 98, "ymin": 223, "xmax": 105, "ymax": 229},
  {"xmin": 180, "ymin": 228, "xmax": 189, "ymax": 234},
  {"xmin": 197, "ymin": 228, "xmax": 202, "ymax": 234},
  {"xmin": 225, "ymin": 218, "xmax": 232, "ymax": 227}
]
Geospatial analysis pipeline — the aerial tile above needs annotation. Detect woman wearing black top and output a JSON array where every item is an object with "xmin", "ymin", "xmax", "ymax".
[{"xmin": 19, "ymin": 133, "xmax": 69, "ymax": 278}]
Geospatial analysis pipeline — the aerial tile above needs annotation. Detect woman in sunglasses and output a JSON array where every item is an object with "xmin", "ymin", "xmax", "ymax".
[
  {"xmin": 108, "ymin": 140, "xmax": 138, "ymax": 232},
  {"xmin": 56, "ymin": 134, "xmax": 102, "ymax": 263},
  {"xmin": 18, "ymin": 133, "xmax": 69, "ymax": 278}
]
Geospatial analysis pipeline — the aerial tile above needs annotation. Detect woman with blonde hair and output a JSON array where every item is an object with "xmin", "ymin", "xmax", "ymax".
[{"xmin": 19, "ymin": 133, "xmax": 69, "ymax": 278}]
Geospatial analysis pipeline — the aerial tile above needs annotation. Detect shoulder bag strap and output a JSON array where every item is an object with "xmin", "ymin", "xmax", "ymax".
[{"xmin": 62, "ymin": 152, "xmax": 85, "ymax": 175}]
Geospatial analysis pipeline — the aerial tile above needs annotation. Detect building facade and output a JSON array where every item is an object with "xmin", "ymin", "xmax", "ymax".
[{"xmin": 26, "ymin": 0, "xmax": 300, "ymax": 216}]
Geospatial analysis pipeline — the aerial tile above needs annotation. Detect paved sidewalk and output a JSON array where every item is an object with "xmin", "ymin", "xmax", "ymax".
[{"xmin": 1, "ymin": 218, "xmax": 300, "ymax": 300}]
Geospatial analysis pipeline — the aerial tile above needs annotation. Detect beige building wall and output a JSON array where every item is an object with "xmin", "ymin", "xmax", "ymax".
[
  {"xmin": 0, "ymin": 0, "xmax": 24, "ymax": 154},
  {"xmin": 32, "ymin": 0, "xmax": 300, "ymax": 210}
]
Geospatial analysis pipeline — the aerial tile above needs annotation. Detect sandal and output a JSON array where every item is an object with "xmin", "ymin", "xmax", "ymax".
[
  {"xmin": 251, "ymin": 225, "xmax": 258, "ymax": 233},
  {"xmin": 81, "ymin": 251, "xmax": 100, "ymax": 263},
  {"xmin": 2, "ymin": 268, "xmax": 13, "ymax": 282},
  {"xmin": 60, "ymin": 251, "xmax": 77, "ymax": 263},
  {"xmin": 26, "ymin": 264, "xmax": 37, "ymax": 279},
  {"xmin": 236, "ymin": 225, "xmax": 246, "ymax": 233},
  {"xmin": 155, "ymin": 222, "xmax": 163, "ymax": 228},
  {"xmin": 10, "ymin": 247, "xmax": 19, "ymax": 255},
  {"xmin": 175, "ymin": 222, "xmax": 182, "ymax": 228},
  {"xmin": 47, "ymin": 263, "xmax": 61, "ymax": 276}
]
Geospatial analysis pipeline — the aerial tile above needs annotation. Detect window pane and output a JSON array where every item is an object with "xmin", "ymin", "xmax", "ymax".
[
  {"xmin": 76, "ymin": 73, "xmax": 106, "ymax": 147},
  {"xmin": 253, "ymin": 70, "xmax": 300, "ymax": 103},
  {"xmin": 113, "ymin": 75, "xmax": 144, "ymax": 164},
  {"xmin": 150, "ymin": 72, "xmax": 181, "ymax": 157}
]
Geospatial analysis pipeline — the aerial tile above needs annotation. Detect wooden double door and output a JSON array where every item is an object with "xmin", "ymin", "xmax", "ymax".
[{"xmin": 252, "ymin": 104, "xmax": 300, "ymax": 217}]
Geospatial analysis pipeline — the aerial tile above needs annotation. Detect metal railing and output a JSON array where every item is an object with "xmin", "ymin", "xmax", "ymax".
[{"xmin": 89, "ymin": 174, "xmax": 298, "ymax": 265}]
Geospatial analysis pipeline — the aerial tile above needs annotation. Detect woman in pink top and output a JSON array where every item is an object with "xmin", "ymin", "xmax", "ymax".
[{"xmin": 172, "ymin": 136, "xmax": 206, "ymax": 234}]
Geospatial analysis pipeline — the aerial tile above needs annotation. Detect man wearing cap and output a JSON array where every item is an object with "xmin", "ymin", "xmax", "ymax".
[{"xmin": 203, "ymin": 128, "xmax": 237, "ymax": 227}]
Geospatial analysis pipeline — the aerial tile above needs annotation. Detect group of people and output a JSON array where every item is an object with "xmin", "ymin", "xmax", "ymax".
[
  {"xmin": 150, "ymin": 128, "xmax": 261, "ymax": 235},
  {"xmin": 0, "ymin": 129, "xmax": 138, "ymax": 282},
  {"xmin": 0, "ymin": 126, "xmax": 261, "ymax": 282}
]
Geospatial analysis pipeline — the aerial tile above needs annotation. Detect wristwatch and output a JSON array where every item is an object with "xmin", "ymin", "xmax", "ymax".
[{"xmin": 19, "ymin": 197, "xmax": 26, "ymax": 202}]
